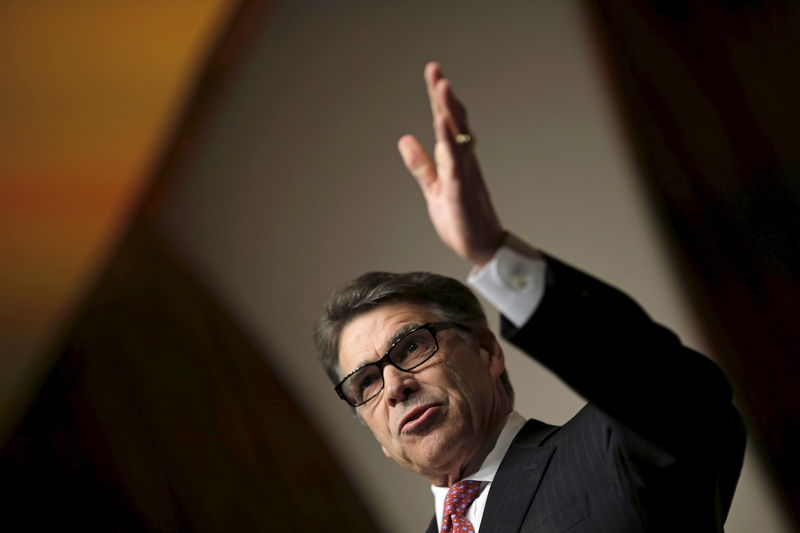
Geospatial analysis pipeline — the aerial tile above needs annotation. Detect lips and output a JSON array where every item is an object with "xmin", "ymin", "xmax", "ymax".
[{"xmin": 399, "ymin": 403, "xmax": 440, "ymax": 433}]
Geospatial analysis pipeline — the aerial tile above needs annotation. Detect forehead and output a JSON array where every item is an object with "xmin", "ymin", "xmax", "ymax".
[{"xmin": 338, "ymin": 301, "xmax": 440, "ymax": 373}]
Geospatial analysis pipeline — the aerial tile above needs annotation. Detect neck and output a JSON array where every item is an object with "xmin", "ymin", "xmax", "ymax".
[{"xmin": 428, "ymin": 407, "xmax": 512, "ymax": 487}]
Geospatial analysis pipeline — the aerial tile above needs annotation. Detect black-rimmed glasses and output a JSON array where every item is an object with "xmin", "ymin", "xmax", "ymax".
[{"xmin": 335, "ymin": 321, "xmax": 471, "ymax": 407}]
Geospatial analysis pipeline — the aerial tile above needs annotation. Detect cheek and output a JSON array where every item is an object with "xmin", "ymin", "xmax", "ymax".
[
  {"xmin": 444, "ymin": 358, "xmax": 491, "ymax": 407},
  {"xmin": 428, "ymin": 363, "xmax": 474, "ymax": 413},
  {"xmin": 361, "ymin": 409, "xmax": 394, "ymax": 446}
]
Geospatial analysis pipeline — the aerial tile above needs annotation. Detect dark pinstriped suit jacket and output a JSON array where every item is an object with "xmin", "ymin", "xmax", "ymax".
[{"xmin": 426, "ymin": 256, "xmax": 746, "ymax": 533}]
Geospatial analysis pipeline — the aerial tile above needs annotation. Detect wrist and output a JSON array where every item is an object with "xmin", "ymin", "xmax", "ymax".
[
  {"xmin": 502, "ymin": 232, "xmax": 542, "ymax": 260},
  {"xmin": 469, "ymin": 230, "xmax": 509, "ymax": 268}
]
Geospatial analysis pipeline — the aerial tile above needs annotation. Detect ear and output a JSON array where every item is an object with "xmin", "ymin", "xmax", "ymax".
[{"xmin": 476, "ymin": 328, "xmax": 506, "ymax": 379}]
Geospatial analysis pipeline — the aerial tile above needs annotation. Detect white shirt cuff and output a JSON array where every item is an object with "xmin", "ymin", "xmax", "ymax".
[{"xmin": 467, "ymin": 245, "xmax": 547, "ymax": 329}]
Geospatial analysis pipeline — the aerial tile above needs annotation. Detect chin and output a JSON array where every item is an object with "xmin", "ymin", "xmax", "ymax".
[{"xmin": 407, "ymin": 429, "xmax": 467, "ymax": 473}]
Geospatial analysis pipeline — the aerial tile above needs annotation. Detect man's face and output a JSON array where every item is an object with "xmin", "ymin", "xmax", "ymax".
[{"xmin": 337, "ymin": 302, "xmax": 508, "ymax": 483}]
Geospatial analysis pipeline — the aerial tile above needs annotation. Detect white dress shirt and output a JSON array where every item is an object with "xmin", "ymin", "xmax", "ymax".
[{"xmin": 431, "ymin": 244, "xmax": 548, "ymax": 531}]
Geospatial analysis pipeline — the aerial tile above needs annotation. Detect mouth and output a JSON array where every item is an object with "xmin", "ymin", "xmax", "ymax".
[{"xmin": 399, "ymin": 403, "xmax": 441, "ymax": 434}]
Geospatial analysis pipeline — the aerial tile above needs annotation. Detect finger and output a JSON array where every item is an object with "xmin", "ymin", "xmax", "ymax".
[
  {"xmin": 430, "ymin": 77, "xmax": 460, "ymax": 147},
  {"xmin": 433, "ymin": 115, "xmax": 456, "ymax": 180},
  {"xmin": 443, "ymin": 82, "xmax": 470, "ymax": 135},
  {"xmin": 424, "ymin": 62, "xmax": 444, "ymax": 118},
  {"xmin": 398, "ymin": 134, "xmax": 437, "ymax": 189},
  {"xmin": 437, "ymin": 78, "xmax": 471, "ymax": 140}
]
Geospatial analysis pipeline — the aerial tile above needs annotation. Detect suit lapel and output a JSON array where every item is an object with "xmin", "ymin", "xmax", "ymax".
[
  {"xmin": 479, "ymin": 419, "xmax": 558, "ymax": 533},
  {"xmin": 425, "ymin": 515, "xmax": 437, "ymax": 533}
]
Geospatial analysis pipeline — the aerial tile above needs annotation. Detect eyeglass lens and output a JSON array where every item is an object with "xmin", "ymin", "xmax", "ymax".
[{"xmin": 342, "ymin": 327, "xmax": 438, "ymax": 405}]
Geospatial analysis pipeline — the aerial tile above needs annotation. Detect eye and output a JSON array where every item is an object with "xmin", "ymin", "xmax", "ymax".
[
  {"xmin": 350, "ymin": 366, "xmax": 382, "ymax": 401},
  {"xmin": 358, "ymin": 373, "xmax": 376, "ymax": 392},
  {"xmin": 391, "ymin": 329, "xmax": 434, "ymax": 366},
  {"xmin": 393, "ymin": 337, "xmax": 420, "ymax": 363}
]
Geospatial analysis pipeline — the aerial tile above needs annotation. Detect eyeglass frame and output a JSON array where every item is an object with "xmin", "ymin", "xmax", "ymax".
[{"xmin": 334, "ymin": 321, "xmax": 472, "ymax": 407}]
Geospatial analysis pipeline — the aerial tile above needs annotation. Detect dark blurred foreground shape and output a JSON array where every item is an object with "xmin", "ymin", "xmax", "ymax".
[
  {"xmin": 588, "ymin": 1, "xmax": 800, "ymax": 528},
  {"xmin": 0, "ymin": 226, "xmax": 378, "ymax": 531},
  {"xmin": 0, "ymin": 1, "xmax": 380, "ymax": 531}
]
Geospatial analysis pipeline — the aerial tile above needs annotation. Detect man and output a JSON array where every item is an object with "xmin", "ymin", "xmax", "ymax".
[{"xmin": 314, "ymin": 62, "xmax": 745, "ymax": 532}]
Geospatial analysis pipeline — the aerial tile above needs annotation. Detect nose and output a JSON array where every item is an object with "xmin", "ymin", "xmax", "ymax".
[{"xmin": 382, "ymin": 364, "xmax": 419, "ymax": 407}]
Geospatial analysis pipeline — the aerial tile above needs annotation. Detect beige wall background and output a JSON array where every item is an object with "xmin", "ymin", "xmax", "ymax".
[{"xmin": 157, "ymin": 1, "xmax": 790, "ymax": 531}]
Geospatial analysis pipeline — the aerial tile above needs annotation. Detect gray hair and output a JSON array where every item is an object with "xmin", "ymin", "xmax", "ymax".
[{"xmin": 313, "ymin": 271, "xmax": 514, "ymax": 402}]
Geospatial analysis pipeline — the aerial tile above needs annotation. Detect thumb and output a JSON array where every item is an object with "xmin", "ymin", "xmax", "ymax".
[{"xmin": 398, "ymin": 134, "xmax": 437, "ymax": 190}]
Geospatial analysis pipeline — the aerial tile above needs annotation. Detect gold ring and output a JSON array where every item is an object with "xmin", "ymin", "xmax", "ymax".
[{"xmin": 455, "ymin": 133, "xmax": 473, "ymax": 146}]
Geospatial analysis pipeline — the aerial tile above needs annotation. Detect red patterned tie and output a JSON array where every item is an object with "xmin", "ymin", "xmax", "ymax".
[{"xmin": 440, "ymin": 480, "xmax": 482, "ymax": 533}]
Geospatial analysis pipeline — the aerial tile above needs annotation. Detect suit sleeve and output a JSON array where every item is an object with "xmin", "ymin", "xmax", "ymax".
[{"xmin": 500, "ymin": 254, "xmax": 746, "ymax": 520}]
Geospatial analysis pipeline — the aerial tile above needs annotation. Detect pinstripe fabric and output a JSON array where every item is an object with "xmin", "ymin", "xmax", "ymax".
[{"xmin": 425, "ymin": 255, "xmax": 745, "ymax": 532}]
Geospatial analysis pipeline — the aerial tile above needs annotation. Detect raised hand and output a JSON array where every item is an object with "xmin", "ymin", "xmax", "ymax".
[{"xmin": 398, "ymin": 62, "xmax": 506, "ymax": 268}]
